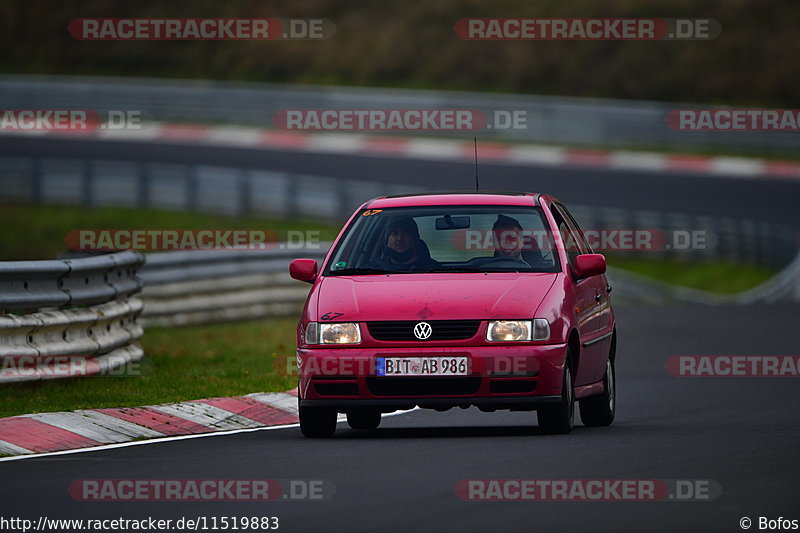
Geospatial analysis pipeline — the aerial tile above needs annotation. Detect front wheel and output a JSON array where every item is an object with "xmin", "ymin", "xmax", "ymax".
[
  {"xmin": 538, "ymin": 353, "xmax": 575, "ymax": 434},
  {"xmin": 579, "ymin": 358, "xmax": 616, "ymax": 427},
  {"xmin": 299, "ymin": 406, "xmax": 337, "ymax": 438}
]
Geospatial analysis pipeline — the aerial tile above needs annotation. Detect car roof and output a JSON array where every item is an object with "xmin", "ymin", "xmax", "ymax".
[{"xmin": 365, "ymin": 191, "xmax": 541, "ymax": 209}]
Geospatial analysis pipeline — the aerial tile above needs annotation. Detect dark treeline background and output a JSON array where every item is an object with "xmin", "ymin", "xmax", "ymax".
[{"xmin": 1, "ymin": 0, "xmax": 796, "ymax": 105}]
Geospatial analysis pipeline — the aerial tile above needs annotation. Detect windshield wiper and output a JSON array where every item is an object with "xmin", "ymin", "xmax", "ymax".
[
  {"xmin": 416, "ymin": 266, "xmax": 483, "ymax": 273},
  {"xmin": 329, "ymin": 267, "xmax": 400, "ymax": 275},
  {"xmin": 417, "ymin": 265, "xmax": 535, "ymax": 273}
]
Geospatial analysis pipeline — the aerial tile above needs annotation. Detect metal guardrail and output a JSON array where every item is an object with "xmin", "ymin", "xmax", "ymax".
[
  {"xmin": 140, "ymin": 249, "xmax": 327, "ymax": 285},
  {"xmin": 139, "ymin": 248, "xmax": 327, "ymax": 327},
  {"xmin": 0, "ymin": 251, "xmax": 143, "ymax": 312},
  {"xmin": 1, "ymin": 74, "xmax": 798, "ymax": 154},
  {"xmin": 607, "ymin": 249, "xmax": 800, "ymax": 305},
  {"xmin": 0, "ymin": 252, "xmax": 145, "ymax": 383},
  {"xmin": 1, "ymin": 226, "xmax": 799, "ymax": 384},
  {"xmin": 136, "ymin": 235, "xmax": 800, "ymax": 328},
  {"xmin": 568, "ymin": 205, "xmax": 798, "ymax": 270}
]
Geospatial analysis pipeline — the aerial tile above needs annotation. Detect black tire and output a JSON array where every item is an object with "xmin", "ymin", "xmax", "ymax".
[
  {"xmin": 538, "ymin": 353, "xmax": 575, "ymax": 434},
  {"xmin": 579, "ymin": 357, "xmax": 616, "ymax": 427},
  {"xmin": 299, "ymin": 406, "xmax": 337, "ymax": 438},
  {"xmin": 346, "ymin": 409, "xmax": 382, "ymax": 430}
]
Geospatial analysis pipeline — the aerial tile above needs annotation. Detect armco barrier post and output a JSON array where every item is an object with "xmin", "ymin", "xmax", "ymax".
[
  {"xmin": 186, "ymin": 165, "xmax": 198, "ymax": 212},
  {"xmin": 82, "ymin": 159, "xmax": 94, "ymax": 208},
  {"xmin": 238, "ymin": 169, "xmax": 251, "ymax": 218},
  {"xmin": 30, "ymin": 157, "xmax": 42, "ymax": 204},
  {"xmin": 137, "ymin": 162, "xmax": 150, "ymax": 207}
]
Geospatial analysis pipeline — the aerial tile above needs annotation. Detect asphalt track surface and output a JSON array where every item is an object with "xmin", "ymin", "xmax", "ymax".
[
  {"xmin": 3, "ymin": 136, "xmax": 800, "ymax": 228},
  {"xmin": 1, "ymin": 303, "xmax": 799, "ymax": 533}
]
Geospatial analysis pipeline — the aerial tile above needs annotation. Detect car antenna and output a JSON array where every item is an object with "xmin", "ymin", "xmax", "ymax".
[{"xmin": 474, "ymin": 136, "xmax": 480, "ymax": 191}]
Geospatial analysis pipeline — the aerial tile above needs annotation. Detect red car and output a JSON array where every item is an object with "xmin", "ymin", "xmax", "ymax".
[{"xmin": 289, "ymin": 192, "xmax": 616, "ymax": 437}]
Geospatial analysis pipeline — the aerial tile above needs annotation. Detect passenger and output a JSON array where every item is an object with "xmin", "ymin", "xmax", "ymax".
[
  {"xmin": 491, "ymin": 214, "xmax": 544, "ymax": 266},
  {"xmin": 492, "ymin": 214, "xmax": 526, "ymax": 260}
]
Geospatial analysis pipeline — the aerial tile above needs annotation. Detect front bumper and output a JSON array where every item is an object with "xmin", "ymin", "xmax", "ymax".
[{"xmin": 297, "ymin": 343, "xmax": 568, "ymax": 411}]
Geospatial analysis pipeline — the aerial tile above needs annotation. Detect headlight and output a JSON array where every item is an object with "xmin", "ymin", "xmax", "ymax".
[
  {"xmin": 486, "ymin": 319, "xmax": 549, "ymax": 342},
  {"xmin": 305, "ymin": 322, "xmax": 361, "ymax": 344}
]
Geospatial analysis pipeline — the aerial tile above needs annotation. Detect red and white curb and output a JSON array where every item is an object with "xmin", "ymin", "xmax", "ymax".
[
  {"xmin": 0, "ymin": 389, "xmax": 307, "ymax": 457},
  {"xmin": 3, "ymin": 123, "xmax": 799, "ymax": 180}
]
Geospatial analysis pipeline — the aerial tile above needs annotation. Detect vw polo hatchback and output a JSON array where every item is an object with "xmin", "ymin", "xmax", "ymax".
[{"xmin": 289, "ymin": 192, "xmax": 616, "ymax": 437}]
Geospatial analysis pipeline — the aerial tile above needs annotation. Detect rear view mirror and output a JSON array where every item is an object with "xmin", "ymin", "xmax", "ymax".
[
  {"xmin": 435, "ymin": 215, "xmax": 470, "ymax": 230},
  {"xmin": 573, "ymin": 254, "xmax": 606, "ymax": 278},
  {"xmin": 289, "ymin": 258, "xmax": 319, "ymax": 283}
]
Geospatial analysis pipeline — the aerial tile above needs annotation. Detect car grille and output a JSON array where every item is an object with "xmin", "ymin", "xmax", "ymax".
[
  {"xmin": 366, "ymin": 320, "xmax": 481, "ymax": 341},
  {"xmin": 366, "ymin": 377, "xmax": 481, "ymax": 396}
]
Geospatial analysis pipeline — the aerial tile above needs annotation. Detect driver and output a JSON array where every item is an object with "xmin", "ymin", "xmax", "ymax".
[{"xmin": 376, "ymin": 217, "xmax": 439, "ymax": 271}]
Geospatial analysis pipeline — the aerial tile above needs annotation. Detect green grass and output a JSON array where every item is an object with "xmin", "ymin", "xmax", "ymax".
[
  {"xmin": 0, "ymin": 204, "xmax": 340, "ymax": 260},
  {"xmin": 607, "ymin": 256, "xmax": 777, "ymax": 294},
  {"xmin": 0, "ymin": 319, "xmax": 298, "ymax": 418}
]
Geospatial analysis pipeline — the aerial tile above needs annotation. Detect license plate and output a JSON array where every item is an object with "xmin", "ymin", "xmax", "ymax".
[{"xmin": 376, "ymin": 357, "xmax": 469, "ymax": 376}]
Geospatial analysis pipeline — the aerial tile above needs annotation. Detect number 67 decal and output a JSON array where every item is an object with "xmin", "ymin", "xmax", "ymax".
[{"xmin": 320, "ymin": 312, "xmax": 344, "ymax": 320}]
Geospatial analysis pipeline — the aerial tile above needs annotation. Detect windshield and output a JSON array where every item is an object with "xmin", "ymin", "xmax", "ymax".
[{"xmin": 326, "ymin": 205, "xmax": 561, "ymax": 275}]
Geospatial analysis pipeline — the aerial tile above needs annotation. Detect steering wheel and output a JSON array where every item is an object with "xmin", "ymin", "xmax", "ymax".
[
  {"xmin": 469, "ymin": 256, "xmax": 530, "ymax": 267},
  {"xmin": 486, "ymin": 256, "xmax": 530, "ymax": 266}
]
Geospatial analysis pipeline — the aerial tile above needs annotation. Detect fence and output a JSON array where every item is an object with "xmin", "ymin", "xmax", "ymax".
[
  {"xmin": 0, "ymin": 155, "xmax": 796, "ymax": 270},
  {"xmin": 0, "ymin": 155, "xmax": 415, "ymax": 225},
  {"xmin": 0, "ymin": 74, "xmax": 798, "ymax": 154},
  {"xmin": 0, "ymin": 251, "xmax": 144, "ymax": 383}
]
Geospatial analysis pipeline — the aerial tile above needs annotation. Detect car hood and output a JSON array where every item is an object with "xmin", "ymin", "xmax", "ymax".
[{"xmin": 315, "ymin": 273, "xmax": 557, "ymax": 321}]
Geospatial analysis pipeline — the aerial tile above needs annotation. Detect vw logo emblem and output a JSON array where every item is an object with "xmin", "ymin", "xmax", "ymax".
[{"xmin": 413, "ymin": 322, "xmax": 432, "ymax": 340}]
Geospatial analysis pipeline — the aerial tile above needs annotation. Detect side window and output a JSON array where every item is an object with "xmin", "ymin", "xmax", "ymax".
[
  {"xmin": 557, "ymin": 203, "xmax": 594, "ymax": 254},
  {"xmin": 549, "ymin": 205, "xmax": 582, "ymax": 269}
]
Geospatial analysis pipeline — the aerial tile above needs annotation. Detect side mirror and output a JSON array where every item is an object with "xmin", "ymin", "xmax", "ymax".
[
  {"xmin": 573, "ymin": 254, "xmax": 606, "ymax": 278},
  {"xmin": 289, "ymin": 258, "xmax": 319, "ymax": 283}
]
